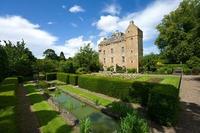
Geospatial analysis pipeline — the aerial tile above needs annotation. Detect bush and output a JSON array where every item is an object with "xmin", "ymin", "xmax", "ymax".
[
  {"xmin": 46, "ymin": 72, "xmax": 56, "ymax": 81},
  {"xmin": 76, "ymin": 67, "xmax": 87, "ymax": 74},
  {"xmin": 156, "ymin": 67, "xmax": 173, "ymax": 74},
  {"xmin": 116, "ymin": 64, "xmax": 126, "ymax": 73},
  {"xmin": 80, "ymin": 117, "xmax": 92, "ymax": 133},
  {"xmin": 118, "ymin": 112, "xmax": 149, "ymax": 133},
  {"xmin": 192, "ymin": 67, "xmax": 200, "ymax": 75},
  {"xmin": 78, "ymin": 75, "xmax": 132, "ymax": 100},
  {"xmin": 69, "ymin": 74, "xmax": 78, "ymax": 85},
  {"xmin": 127, "ymin": 68, "xmax": 137, "ymax": 73},
  {"xmin": 38, "ymin": 81, "xmax": 49, "ymax": 89},
  {"xmin": 183, "ymin": 67, "xmax": 191, "ymax": 75},
  {"xmin": 107, "ymin": 66, "xmax": 114, "ymax": 72},
  {"xmin": 147, "ymin": 84, "xmax": 179, "ymax": 126},
  {"xmin": 57, "ymin": 73, "xmax": 69, "ymax": 84}
]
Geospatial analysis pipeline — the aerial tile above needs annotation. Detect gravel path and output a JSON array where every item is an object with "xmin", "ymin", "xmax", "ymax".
[
  {"xmin": 175, "ymin": 75, "xmax": 200, "ymax": 133},
  {"xmin": 16, "ymin": 84, "xmax": 40, "ymax": 133}
]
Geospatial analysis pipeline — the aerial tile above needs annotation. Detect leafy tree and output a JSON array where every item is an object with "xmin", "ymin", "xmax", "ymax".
[
  {"xmin": 73, "ymin": 44, "xmax": 100, "ymax": 72},
  {"xmin": 186, "ymin": 56, "xmax": 200, "ymax": 68},
  {"xmin": 58, "ymin": 59, "xmax": 75, "ymax": 73},
  {"xmin": 155, "ymin": 0, "xmax": 200, "ymax": 63},
  {"xmin": 43, "ymin": 49, "xmax": 58, "ymax": 60},
  {"xmin": 59, "ymin": 51, "xmax": 66, "ymax": 61},
  {"xmin": 2, "ymin": 40, "xmax": 36, "ymax": 76},
  {"xmin": 0, "ymin": 45, "xmax": 9, "ymax": 81},
  {"xmin": 141, "ymin": 53, "xmax": 159, "ymax": 72}
]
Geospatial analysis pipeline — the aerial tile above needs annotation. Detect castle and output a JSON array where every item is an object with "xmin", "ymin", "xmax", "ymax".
[{"xmin": 98, "ymin": 21, "xmax": 143, "ymax": 72}]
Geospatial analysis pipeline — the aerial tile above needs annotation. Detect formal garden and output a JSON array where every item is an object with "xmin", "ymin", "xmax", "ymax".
[{"xmin": 0, "ymin": 0, "xmax": 200, "ymax": 133}]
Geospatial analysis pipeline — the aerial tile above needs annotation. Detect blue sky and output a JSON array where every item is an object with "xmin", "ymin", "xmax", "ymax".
[{"xmin": 0, "ymin": 0, "xmax": 181, "ymax": 58}]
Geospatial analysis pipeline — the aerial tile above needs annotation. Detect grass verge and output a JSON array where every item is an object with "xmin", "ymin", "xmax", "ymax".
[{"xmin": 25, "ymin": 83, "xmax": 71, "ymax": 133}]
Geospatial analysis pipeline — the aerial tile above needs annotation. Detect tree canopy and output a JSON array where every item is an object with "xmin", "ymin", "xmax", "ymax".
[
  {"xmin": 155, "ymin": 0, "xmax": 200, "ymax": 63},
  {"xmin": 43, "ymin": 49, "xmax": 58, "ymax": 60}
]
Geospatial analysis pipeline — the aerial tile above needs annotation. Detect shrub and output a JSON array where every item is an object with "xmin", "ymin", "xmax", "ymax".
[
  {"xmin": 183, "ymin": 67, "xmax": 191, "ymax": 75},
  {"xmin": 57, "ymin": 73, "xmax": 69, "ymax": 84},
  {"xmin": 116, "ymin": 64, "xmax": 126, "ymax": 73},
  {"xmin": 69, "ymin": 74, "xmax": 78, "ymax": 85},
  {"xmin": 147, "ymin": 84, "xmax": 179, "ymax": 126},
  {"xmin": 192, "ymin": 67, "xmax": 200, "ymax": 75},
  {"xmin": 107, "ymin": 66, "xmax": 114, "ymax": 72},
  {"xmin": 46, "ymin": 72, "xmax": 56, "ymax": 81},
  {"xmin": 38, "ymin": 81, "xmax": 49, "ymax": 89},
  {"xmin": 118, "ymin": 112, "xmax": 149, "ymax": 133},
  {"xmin": 78, "ymin": 75, "xmax": 132, "ymax": 100},
  {"xmin": 80, "ymin": 117, "xmax": 92, "ymax": 133},
  {"xmin": 156, "ymin": 67, "xmax": 173, "ymax": 74},
  {"xmin": 76, "ymin": 67, "xmax": 87, "ymax": 74},
  {"xmin": 127, "ymin": 68, "xmax": 137, "ymax": 73}
]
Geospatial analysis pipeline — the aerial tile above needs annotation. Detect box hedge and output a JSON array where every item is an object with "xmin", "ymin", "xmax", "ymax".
[
  {"xmin": 57, "ymin": 73, "xmax": 69, "ymax": 84},
  {"xmin": 46, "ymin": 73, "xmax": 56, "ymax": 81},
  {"xmin": 147, "ymin": 84, "xmax": 179, "ymax": 126},
  {"xmin": 2, "ymin": 77, "xmax": 18, "ymax": 85},
  {"xmin": 69, "ymin": 74, "xmax": 78, "ymax": 85},
  {"xmin": 78, "ymin": 75, "xmax": 132, "ymax": 100}
]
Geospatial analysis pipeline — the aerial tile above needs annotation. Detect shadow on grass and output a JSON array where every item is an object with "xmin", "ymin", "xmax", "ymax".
[
  {"xmin": 28, "ymin": 93, "xmax": 44, "ymax": 105},
  {"xmin": 0, "ymin": 84, "xmax": 16, "ymax": 93},
  {"xmin": 0, "ymin": 96, "xmax": 16, "ymax": 108},
  {"xmin": 56, "ymin": 124, "xmax": 73, "ymax": 133}
]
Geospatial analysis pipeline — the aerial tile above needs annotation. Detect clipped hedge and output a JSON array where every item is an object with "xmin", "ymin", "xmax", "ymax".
[
  {"xmin": 147, "ymin": 84, "xmax": 179, "ymax": 126},
  {"xmin": 69, "ymin": 74, "xmax": 78, "ymax": 85},
  {"xmin": 78, "ymin": 75, "xmax": 132, "ymax": 100},
  {"xmin": 46, "ymin": 73, "xmax": 56, "ymax": 81},
  {"xmin": 57, "ymin": 73, "xmax": 69, "ymax": 84},
  {"xmin": 2, "ymin": 77, "xmax": 18, "ymax": 85}
]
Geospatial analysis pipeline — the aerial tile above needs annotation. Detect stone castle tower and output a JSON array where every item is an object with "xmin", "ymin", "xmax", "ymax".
[{"xmin": 98, "ymin": 21, "xmax": 143, "ymax": 72}]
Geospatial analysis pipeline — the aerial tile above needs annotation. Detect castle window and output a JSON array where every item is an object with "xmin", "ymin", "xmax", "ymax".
[
  {"xmin": 103, "ymin": 50, "xmax": 105, "ymax": 55},
  {"xmin": 131, "ymin": 60, "xmax": 133, "ymax": 63},
  {"xmin": 111, "ymin": 57, "xmax": 114, "ymax": 63},
  {"xmin": 104, "ymin": 58, "xmax": 106, "ymax": 63},
  {"xmin": 121, "ymin": 47, "xmax": 124, "ymax": 53},
  {"xmin": 131, "ymin": 50, "xmax": 133, "ymax": 53},
  {"xmin": 122, "ymin": 56, "xmax": 125, "ymax": 63},
  {"xmin": 111, "ymin": 48, "xmax": 113, "ymax": 53},
  {"xmin": 131, "ymin": 37, "xmax": 133, "ymax": 40}
]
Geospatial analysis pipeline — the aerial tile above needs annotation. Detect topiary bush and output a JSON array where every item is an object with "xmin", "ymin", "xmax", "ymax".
[
  {"xmin": 69, "ymin": 74, "xmax": 78, "ymax": 85},
  {"xmin": 46, "ymin": 72, "xmax": 56, "ymax": 81},
  {"xmin": 147, "ymin": 84, "xmax": 179, "ymax": 126},
  {"xmin": 57, "ymin": 73, "xmax": 69, "ymax": 84},
  {"xmin": 78, "ymin": 75, "xmax": 132, "ymax": 100},
  {"xmin": 118, "ymin": 112, "xmax": 149, "ymax": 133}
]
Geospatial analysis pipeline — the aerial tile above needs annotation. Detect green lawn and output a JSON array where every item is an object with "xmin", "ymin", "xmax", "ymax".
[
  {"xmin": 0, "ymin": 78, "xmax": 18, "ymax": 133},
  {"xmin": 160, "ymin": 76, "xmax": 180, "ymax": 88},
  {"xmin": 58, "ymin": 85, "xmax": 113, "ymax": 106},
  {"xmin": 25, "ymin": 84, "xmax": 71, "ymax": 133}
]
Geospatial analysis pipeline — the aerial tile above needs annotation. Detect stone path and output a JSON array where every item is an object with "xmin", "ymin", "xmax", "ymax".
[
  {"xmin": 175, "ymin": 75, "xmax": 200, "ymax": 133},
  {"xmin": 16, "ymin": 84, "xmax": 40, "ymax": 133}
]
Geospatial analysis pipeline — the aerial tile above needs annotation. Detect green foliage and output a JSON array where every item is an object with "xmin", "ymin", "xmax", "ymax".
[
  {"xmin": 57, "ymin": 73, "xmax": 69, "ymax": 84},
  {"xmin": 76, "ymin": 67, "xmax": 87, "ymax": 74},
  {"xmin": 33, "ymin": 59, "xmax": 58, "ymax": 75},
  {"xmin": 107, "ymin": 66, "xmax": 114, "ymax": 72},
  {"xmin": 183, "ymin": 67, "xmax": 191, "ymax": 75},
  {"xmin": 43, "ymin": 49, "xmax": 58, "ymax": 60},
  {"xmin": 127, "ymin": 68, "xmax": 137, "ymax": 73},
  {"xmin": 17, "ymin": 76, "xmax": 24, "ymax": 83},
  {"xmin": 147, "ymin": 84, "xmax": 179, "ymax": 126},
  {"xmin": 46, "ymin": 73, "xmax": 56, "ymax": 81},
  {"xmin": 38, "ymin": 81, "xmax": 49, "ymax": 89},
  {"xmin": 69, "ymin": 74, "xmax": 78, "ymax": 85},
  {"xmin": 118, "ymin": 113, "xmax": 149, "ymax": 133},
  {"xmin": 191, "ymin": 67, "xmax": 200, "ymax": 75},
  {"xmin": 186, "ymin": 56, "xmax": 200, "ymax": 68},
  {"xmin": 78, "ymin": 75, "xmax": 132, "ymax": 100},
  {"xmin": 58, "ymin": 60, "xmax": 75, "ymax": 73},
  {"xmin": 59, "ymin": 51, "xmax": 66, "ymax": 61},
  {"xmin": 2, "ymin": 40, "xmax": 36, "ymax": 77},
  {"xmin": 156, "ymin": 67, "xmax": 173, "ymax": 74},
  {"xmin": 73, "ymin": 44, "xmax": 100, "ymax": 73},
  {"xmin": 80, "ymin": 117, "xmax": 92, "ymax": 133},
  {"xmin": 156, "ymin": 0, "xmax": 200, "ymax": 63},
  {"xmin": 2, "ymin": 77, "xmax": 18, "ymax": 85},
  {"xmin": 0, "ymin": 45, "xmax": 9, "ymax": 82},
  {"xmin": 141, "ymin": 54, "xmax": 159, "ymax": 72},
  {"xmin": 116, "ymin": 64, "xmax": 126, "ymax": 73}
]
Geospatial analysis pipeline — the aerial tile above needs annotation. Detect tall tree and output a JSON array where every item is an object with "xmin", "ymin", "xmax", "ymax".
[
  {"xmin": 43, "ymin": 49, "xmax": 58, "ymax": 60},
  {"xmin": 59, "ymin": 51, "xmax": 66, "ymax": 61},
  {"xmin": 73, "ymin": 44, "xmax": 100, "ymax": 72},
  {"xmin": 0, "ymin": 44, "xmax": 9, "ymax": 81},
  {"xmin": 2, "ymin": 40, "xmax": 36, "ymax": 76},
  {"xmin": 155, "ymin": 0, "xmax": 200, "ymax": 63}
]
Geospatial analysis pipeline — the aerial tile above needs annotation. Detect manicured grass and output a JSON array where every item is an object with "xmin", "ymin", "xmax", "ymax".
[
  {"xmin": 25, "ymin": 84, "xmax": 71, "ymax": 133},
  {"xmin": 160, "ymin": 76, "xmax": 180, "ymax": 88},
  {"xmin": 134, "ymin": 76, "xmax": 151, "ymax": 81},
  {"xmin": 58, "ymin": 85, "xmax": 113, "ymax": 106},
  {"xmin": 0, "ymin": 78, "xmax": 18, "ymax": 133}
]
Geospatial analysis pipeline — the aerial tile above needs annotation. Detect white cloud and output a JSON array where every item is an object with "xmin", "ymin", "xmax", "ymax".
[
  {"xmin": 102, "ymin": 3, "xmax": 121, "ymax": 15},
  {"xmin": 71, "ymin": 22, "xmax": 78, "ymax": 28},
  {"xmin": 69, "ymin": 5, "xmax": 85, "ymax": 13},
  {"xmin": 47, "ymin": 21, "xmax": 54, "ymax": 25},
  {"xmin": 94, "ymin": 0, "xmax": 181, "ymax": 42},
  {"xmin": 0, "ymin": 15, "xmax": 93, "ymax": 58}
]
